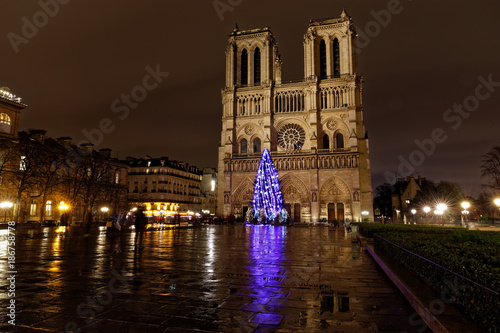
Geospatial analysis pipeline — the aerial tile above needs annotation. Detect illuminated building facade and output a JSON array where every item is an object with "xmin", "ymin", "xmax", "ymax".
[
  {"xmin": 125, "ymin": 157, "xmax": 202, "ymax": 220},
  {"xmin": 0, "ymin": 86, "xmax": 129, "ymax": 224},
  {"xmin": 217, "ymin": 11, "xmax": 374, "ymax": 222},
  {"xmin": 201, "ymin": 167, "xmax": 217, "ymax": 215},
  {"xmin": 0, "ymin": 87, "xmax": 25, "ymax": 138}
]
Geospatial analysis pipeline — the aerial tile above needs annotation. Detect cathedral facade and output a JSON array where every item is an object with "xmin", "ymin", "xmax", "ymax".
[{"xmin": 217, "ymin": 11, "xmax": 374, "ymax": 223}]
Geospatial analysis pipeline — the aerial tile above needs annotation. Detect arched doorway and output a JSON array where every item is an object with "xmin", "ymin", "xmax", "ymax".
[
  {"xmin": 231, "ymin": 178, "xmax": 255, "ymax": 218},
  {"xmin": 319, "ymin": 176, "xmax": 352, "ymax": 222},
  {"xmin": 280, "ymin": 174, "xmax": 310, "ymax": 223}
]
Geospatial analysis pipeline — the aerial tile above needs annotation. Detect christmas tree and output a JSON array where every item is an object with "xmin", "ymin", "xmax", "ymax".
[{"xmin": 252, "ymin": 148, "xmax": 285, "ymax": 222}]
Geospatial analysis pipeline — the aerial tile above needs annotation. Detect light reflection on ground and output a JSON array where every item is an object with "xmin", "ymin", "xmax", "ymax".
[{"xmin": 0, "ymin": 225, "xmax": 428, "ymax": 332}]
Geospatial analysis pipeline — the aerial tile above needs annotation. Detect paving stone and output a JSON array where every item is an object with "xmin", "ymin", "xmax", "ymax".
[{"xmin": 0, "ymin": 225, "xmax": 431, "ymax": 332}]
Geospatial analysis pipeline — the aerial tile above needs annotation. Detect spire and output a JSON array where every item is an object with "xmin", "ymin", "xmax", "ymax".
[
  {"xmin": 233, "ymin": 23, "xmax": 240, "ymax": 32},
  {"xmin": 341, "ymin": 8, "xmax": 348, "ymax": 19}
]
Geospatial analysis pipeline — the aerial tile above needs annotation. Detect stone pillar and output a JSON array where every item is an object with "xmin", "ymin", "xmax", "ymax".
[{"xmin": 325, "ymin": 38, "xmax": 332, "ymax": 79}]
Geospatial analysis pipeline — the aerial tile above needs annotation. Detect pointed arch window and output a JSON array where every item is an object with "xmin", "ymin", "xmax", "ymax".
[
  {"xmin": 333, "ymin": 38, "xmax": 340, "ymax": 78},
  {"xmin": 336, "ymin": 133, "xmax": 344, "ymax": 149},
  {"xmin": 323, "ymin": 134, "xmax": 330, "ymax": 149},
  {"xmin": 254, "ymin": 47, "xmax": 261, "ymax": 85},
  {"xmin": 320, "ymin": 40, "xmax": 327, "ymax": 79},
  {"xmin": 253, "ymin": 138, "xmax": 261, "ymax": 153},
  {"xmin": 240, "ymin": 138, "xmax": 248, "ymax": 154},
  {"xmin": 241, "ymin": 49, "xmax": 248, "ymax": 85}
]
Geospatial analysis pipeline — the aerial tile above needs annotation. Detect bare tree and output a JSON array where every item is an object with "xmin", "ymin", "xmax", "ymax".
[{"xmin": 481, "ymin": 146, "xmax": 500, "ymax": 190}]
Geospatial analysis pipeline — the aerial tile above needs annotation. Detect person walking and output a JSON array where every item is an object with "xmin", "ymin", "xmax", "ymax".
[{"xmin": 134, "ymin": 206, "xmax": 147, "ymax": 246}]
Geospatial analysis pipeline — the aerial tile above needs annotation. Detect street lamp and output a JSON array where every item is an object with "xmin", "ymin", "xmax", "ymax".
[
  {"xmin": 101, "ymin": 207, "xmax": 109, "ymax": 222},
  {"xmin": 1, "ymin": 201, "xmax": 13, "ymax": 222},
  {"xmin": 461, "ymin": 202, "xmax": 470, "ymax": 226},
  {"xmin": 59, "ymin": 201, "xmax": 69, "ymax": 226},
  {"xmin": 494, "ymin": 199, "xmax": 500, "ymax": 222},
  {"xmin": 423, "ymin": 206, "xmax": 431, "ymax": 224},
  {"xmin": 436, "ymin": 203, "xmax": 447, "ymax": 212},
  {"xmin": 494, "ymin": 198, "xmax": 500, "ymax": 209},
  {"xmin": 435, "ymin": 203, "xmax": 447, "ymax": 225},
  {"xmin": 411, "ymin": 209, "xmax": 417, "ymax": 223}
]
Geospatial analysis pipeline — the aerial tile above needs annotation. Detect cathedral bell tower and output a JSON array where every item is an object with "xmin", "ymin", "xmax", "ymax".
[{"xmin": 218, "ymin": 12, "xmax": 374, "ymax": 223}]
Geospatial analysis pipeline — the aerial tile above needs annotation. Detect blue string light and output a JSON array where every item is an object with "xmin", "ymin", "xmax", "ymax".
[{"xmin": 251, "ymin": 148, "xmax": 285, "ymax": 222}]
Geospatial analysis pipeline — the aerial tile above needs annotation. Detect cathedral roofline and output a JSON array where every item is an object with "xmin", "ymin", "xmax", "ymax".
[
  {"xmin": 229, "ymin": 26, "xmax": 272, "ymax": 37},
  {"xmin": 309, "ymin": 10, "xmax": 351, "ymax": 26}
]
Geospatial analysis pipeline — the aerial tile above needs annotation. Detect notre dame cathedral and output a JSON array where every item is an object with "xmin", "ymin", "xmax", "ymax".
[{"xmin": 217, "ymin": 11, "xmax": 374, "ymax": 223}]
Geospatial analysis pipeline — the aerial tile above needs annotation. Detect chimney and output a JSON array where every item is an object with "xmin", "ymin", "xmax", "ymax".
[
  {"xmin": 57, "ymin": 136, "xmax": 72, "ymax": 147},
  {"xmin": 29, "ymin": 129, "xmax": 46, "ymax": 142},
  {"xmin": 99, "ymin": 148, "xmax": 112, "ymax": 158},
  {"xmin": 79, "ymin": 142, "xmax": 94, "ymax": 153}
]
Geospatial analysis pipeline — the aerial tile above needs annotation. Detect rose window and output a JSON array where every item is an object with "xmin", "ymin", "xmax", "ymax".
[{"xmin": 278, "ymin": 124, "xmax": 305, "ymax": 150}]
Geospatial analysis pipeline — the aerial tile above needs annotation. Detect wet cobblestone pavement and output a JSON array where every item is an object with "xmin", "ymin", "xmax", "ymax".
[{"xmin": 1, "ymin": 225, "xmax": 428, "ymax": 332}]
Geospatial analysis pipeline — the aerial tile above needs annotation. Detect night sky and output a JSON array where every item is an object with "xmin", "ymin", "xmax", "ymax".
[{"xmin": 1, "ymin": 1, "xmax": 499, "ymax": 196}]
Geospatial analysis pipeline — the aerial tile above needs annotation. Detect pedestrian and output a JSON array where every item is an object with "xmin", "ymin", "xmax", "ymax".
[
  {"xmin": 116, "ymin": 211, "xmax": 125, "ymax": 231},
  {"xmin": 135, "ymin": 207, "xmax": 147, "ymax": 232},
  {"xmin": 345, "ymin": 219, "xmax": 351, "ymax": 232}
]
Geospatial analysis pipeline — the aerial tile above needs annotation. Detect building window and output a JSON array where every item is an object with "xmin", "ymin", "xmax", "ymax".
[
  {"xmin": 253, "ymin": 138, "xmax": 261, "ymax": 153},
  {"xmin": 323, "ymin": 134, "xmax": 330, "ymax": 149},
  {"xmin": 240, "ymin": 139, "xmax": 248, "ymax": 154},
  {"xmin": 0, "ymin": 113, "xmax": 11, "ymax": 125},
  {"xmin": 30, "ymin": 201, "xmax": 37, "ymax": 216},
  {"xmin": 20, "ymin": 156, "xmax": 26, "ymax": 171},
  {"xmin": 241, "ymin": 49, "xmax": 248, "ymax": 85},
  {"xmin": 46, "ymin": 201, "xmax": 52, "ymax": 216},
  {"xmin": 333, "ymin": 38, "xmax": 340, "ymax": 78},
  {"xmin": 320, "ymin": 40, "xmax": 327, "ymax": 79},
  {"xmin": 336, "ymin": 133, "xmax": 344, "ymax": 149},
  {"xmin": 254, "ymin": 47, "xmax": 261, "ymax": 85},
  {"xmin": 115, "ymin": 172, "xmax": 119, "ymax": 184}
]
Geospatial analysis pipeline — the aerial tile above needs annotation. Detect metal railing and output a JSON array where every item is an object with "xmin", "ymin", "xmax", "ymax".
[{"xmin": 374, "ymin": 234, "xmax": 499, "ymax": 331}]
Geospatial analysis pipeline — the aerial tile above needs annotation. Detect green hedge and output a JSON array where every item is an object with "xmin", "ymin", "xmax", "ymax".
[{"xmin": 357, "ymin": 223, "xmax": 500, "ymax": 332}]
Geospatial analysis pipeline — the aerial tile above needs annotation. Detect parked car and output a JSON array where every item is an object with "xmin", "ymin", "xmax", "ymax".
[
  {"xmin": 41, "ymin": 220, "xmax": 59, "ymax": 227},
  {"xmin": 24, "ymin": 220, "xmax": 41, "ymax": 227}
]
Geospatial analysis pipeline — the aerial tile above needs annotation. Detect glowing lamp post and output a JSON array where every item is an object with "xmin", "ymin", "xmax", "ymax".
[
  {"xmin": 59, "ymin": 201, "xmax": 69, "ymax": 226},
  {"xmin": 423, "ymin": 206, "xmax": 431, "ymax": 224},
  {"xmin": 411, "ymin": 209, "xmax": 417, "ymax": 223},
  {"xmin": 101, "ymin": 207, "xmax": 109, "ymax": 222},
  {"xmin": 461, "ymin": 202, "xmax": 470, "ymax": 226},
  {"xmin": 1, "ymin": 201, "xmax": 13, "ymax": 222},
  {"xmin": 493, "ymin": 198, "xmax": 500, "ymax": 221},
  {"xmin": 435, "ymin": 203, "xmax": 447, "ymax": 225}
]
